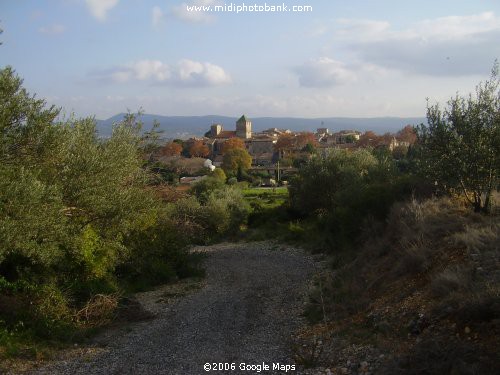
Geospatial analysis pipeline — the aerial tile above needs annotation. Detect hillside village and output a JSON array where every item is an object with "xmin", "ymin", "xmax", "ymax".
[{"xmin": 152, "ymin": 115, "xmax": 415, "ymax": 186}]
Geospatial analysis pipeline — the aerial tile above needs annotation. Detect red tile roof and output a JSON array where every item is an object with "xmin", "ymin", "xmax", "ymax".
[{"xmin": 215, "ymin": 131, "xmax": 237, "ymax": 139}]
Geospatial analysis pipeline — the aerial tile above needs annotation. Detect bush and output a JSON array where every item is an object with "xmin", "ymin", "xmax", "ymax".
[
  {"xmin": 190, "ymin": 177, "xmax": 225, "ymax": 204},
  {"xmin": 168, "ymin": 185, "xmax": 250, "ymax": 244},
  {"xmin": 207, "ymin": 187, "xmax": 251, "ymax": 232},
  {"xmin": 118, "ymin": 213, "xmax": 192, "ymax": 288},
  {"xmin": 210, "ymin": 168, "xmax": 226, "ymax": 182},
  {"xmin": 288, "ymin": 149, "xmax": 415, "ymax": 252}
]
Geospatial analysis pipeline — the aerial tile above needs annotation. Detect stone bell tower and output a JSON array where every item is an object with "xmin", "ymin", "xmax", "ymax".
[{"xmin": 236, "ymin": 115, "xmax": 252, "ymax": 139}]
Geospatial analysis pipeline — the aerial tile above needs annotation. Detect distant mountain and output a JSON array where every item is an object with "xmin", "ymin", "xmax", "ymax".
[{"xmin": 96, "ymin": 113, "xmax": 426, "ymax": 139}]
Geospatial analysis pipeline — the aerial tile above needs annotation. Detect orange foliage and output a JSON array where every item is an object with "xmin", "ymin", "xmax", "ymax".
[
  {"xmin": 275, "ymin": 134, "xmax": 294, "ymax": 152},
  {"xmin": 189, "ymin": 140, "xmax": 209, "ymax": 158},
  {"xmin": 222, "ymin": 138, "xmax": 245, "ymax": 154},
  {"xmin": 161, "ymin": 141, "xmax": 182, "ymax": 156},
  {"xmin": 396, "ymin": 125, "xmax": 417, "ymax": 144},
  {"xmin": 296, "ymin": 132, "xmax": 318, "ymax": 149},
  {"xmin": 357, "ymin": 131, "xmax": 381, "ymax": 147}
]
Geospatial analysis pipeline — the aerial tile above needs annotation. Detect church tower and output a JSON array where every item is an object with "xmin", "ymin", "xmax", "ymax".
[{"xmin": 236, "ymin": 115, "xmax": 252, "ymax": 139}]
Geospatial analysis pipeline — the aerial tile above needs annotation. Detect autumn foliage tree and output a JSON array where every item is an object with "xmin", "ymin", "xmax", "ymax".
[
  {"xmin": 189, "ymin": 140, "xmax": 209, "ymax": 158},
  {"xmin": 275, "ymin": 133, "xmax": 294, "ymax": 156},
  {"xmin": 161, "ymin": 141, "xmax": 182, "ymax": 156},
  {"xmin": 396, "ymin": 125, "xmax": 417, "ymax": 144},
  {"xmin": 222, "ymin": 148, "xmax": 252, "ymax": 175},
  {"xmin": 296, "ymin": 132, "xmax": 318, "ymax": 150},
  {"xmin": 357, "ymin": 131, "xmax": 381, "ymax": 148},
  {"xmin": 222, "ymin": 137, "xmax": 245, "ymax": 154}
]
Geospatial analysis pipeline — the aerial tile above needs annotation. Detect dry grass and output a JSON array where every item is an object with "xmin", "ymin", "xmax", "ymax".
[
  {"xmin": 451, "ymin": 222, "xmax": 500, "ymax": 254},
  {"xmin": 430, "ymin": 265, "xmax": 472, "ymax": 298},
  {"xmin": 74, "ymin": 293, "xmax": 120, "ymax": 327},
  {"xmin": 304, "ymin": 194, "xmax": 500, "ymax": 374}
]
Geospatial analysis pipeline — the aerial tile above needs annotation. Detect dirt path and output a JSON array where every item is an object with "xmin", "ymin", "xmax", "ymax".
[{"xmin": 29, "ymin": 242, "xmax": 316, "ymax": 375}]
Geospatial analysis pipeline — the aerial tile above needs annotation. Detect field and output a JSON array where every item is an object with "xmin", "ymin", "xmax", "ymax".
[{"xmin": 242, "ymin": 187, "xmax": 288, "ymax": 209}]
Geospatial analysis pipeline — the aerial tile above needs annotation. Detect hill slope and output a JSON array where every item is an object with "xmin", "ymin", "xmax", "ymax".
[{"xmin": 297, "ymin": 197, "xmax": 500, "ymax": 374}]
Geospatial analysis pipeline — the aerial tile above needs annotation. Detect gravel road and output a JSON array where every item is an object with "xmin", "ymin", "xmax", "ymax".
[{"xmin": 29, "ymin": 241, "xmax": 316, "ymax": 375}]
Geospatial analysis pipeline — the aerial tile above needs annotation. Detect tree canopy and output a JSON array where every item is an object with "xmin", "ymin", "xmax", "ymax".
[
  {"xmin": 161, "ymin": 141, "xmax": 183, "ymax": 157},
  {"xmin": 222, "ymin": 137, "xmax": 245, "ymax": 154},
  {"xmin": 416, "ymin": 62, "xmax": 500, "ymax": 213},
  {"xmin": 222, "ymin": 147, "xmax": 252, "ymax": 174},
  {"xmin": 189, "ymin": 140, "xmax": 209, "ymax": 158}
]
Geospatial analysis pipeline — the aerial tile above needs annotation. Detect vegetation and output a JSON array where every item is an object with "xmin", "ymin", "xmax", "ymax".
[
  {"xmin": 222, "ymin": 137, "xmax": 245, "ymax": 153},
  {"xmin": 188, "ymin": 140, "xmax": 209, "ymax": 158},
  {"xmin": 303, "ymin": 195, "xmax": 499, "ymax": 373},
  {"xmin": 0, "ymin": 67, "xmax": 250, "ymax": 359},
  {"xmin": 283, "ymin": 65, "xmax": 499, "ymax": 374},
  {"xmin": 222, "ymin": 148, "xmax": 252, "ymax": 177},
  {"xmin": 239, "ymin": 187, "xmax": 293, "ymax": 242},
  {"xmin": 417, "ymin": 62, "xmax": 500, "ymax": 213},
  {"xmin": 160, "ymin": 141, "xmax": 182, "ymax": 157},
  {"xmin": 288, "ymin": 148, "xmax": 415, "ymax": 251}
]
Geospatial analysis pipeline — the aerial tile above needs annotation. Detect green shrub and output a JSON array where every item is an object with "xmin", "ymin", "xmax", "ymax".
[
  {"xmin": 288, "ymin": 149, "xmax": 416, "ymax": 252},
  {"xmin": 0, "ymin": 67, "xmax": 203, "ymax": 348},
  {"xmin": 190, "ymin": 177, "xmax": 225, "ymax": 204},
  {"xmin": 197, "ymin": 186, "xmax": 251, "ymax": 239}
]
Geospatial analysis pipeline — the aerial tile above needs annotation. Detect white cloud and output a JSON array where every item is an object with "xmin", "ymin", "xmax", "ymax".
[
  {"xmin": 92, "ymin": 59, "xmax": 231, "ymax": 87},
  {"xmin": 152, "ymin": 6, "xmax": 164, "ymax": 28},
  {"xmin": 170, "ymin": 0, "xmax": 218, "ymax": 24},
  {"xmin": 416, "ymin": 12, "xmax": 500, "ymax": 40},
  {"xmin": 335, "ymin": 19, "xmax": 390, "ymax": 41},
  {"xmin": 106, "ymin": 60, "xmax": 171, "ymax": 82},
  {"xmin": 336, "ymin": 12, "xmax": 500, "ymax": 76},
  {"xmin": 295, "ymin": 58, "xmax": 357, "ymax": 88},
  {"xmin": 85, "ymin": 0, "xmax": 119, "ymax": 21},
  {"xmin": 38, "ymin": 24, "xmax": 66, "ymax": 35},
  {"xmin": 176, "ymin": 59, "xmax": 231, "ymax": 86}
]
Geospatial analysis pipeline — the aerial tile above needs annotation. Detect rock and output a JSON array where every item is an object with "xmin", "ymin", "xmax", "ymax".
[
  {"xmin": 464, "ymin": 326, "xmax": 471, "ymax": 334},
  {"xmin": 340, "ymin": 368, "xmax": 349, "ymax": 374}
]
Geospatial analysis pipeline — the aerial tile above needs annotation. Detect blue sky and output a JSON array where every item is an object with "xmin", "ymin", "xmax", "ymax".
[{"xmin": 1, "ymin": 0, "xmax": 499, "ymax": 119}]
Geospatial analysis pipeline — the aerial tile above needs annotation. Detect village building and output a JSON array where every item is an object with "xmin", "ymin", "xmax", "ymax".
[
  {"xmin": 236, "ymin": 115, "xmax": 252, "ymax": 139},
  {"xmin": 201, "ymin": 115, "xmax": 278, "ymax": 166},
  {"xmin": 383, "ymin": 137, "xmax": 410, "ymax": 151}
]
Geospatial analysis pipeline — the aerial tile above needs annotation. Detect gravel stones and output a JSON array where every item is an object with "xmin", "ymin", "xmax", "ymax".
[{"xmin": 27, "ymin": 241, "xmax": 316, "ymax": 375}]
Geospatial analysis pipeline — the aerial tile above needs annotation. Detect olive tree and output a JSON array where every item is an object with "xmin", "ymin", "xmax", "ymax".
[{"xmin": 417, "ymin": 63, "xmax": 500, "ymax": 213}]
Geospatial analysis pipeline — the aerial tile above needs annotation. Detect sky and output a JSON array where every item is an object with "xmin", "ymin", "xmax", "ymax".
[{"xmin": 1, "ymin": 0, "xmax": 500, "ymax": 119}]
